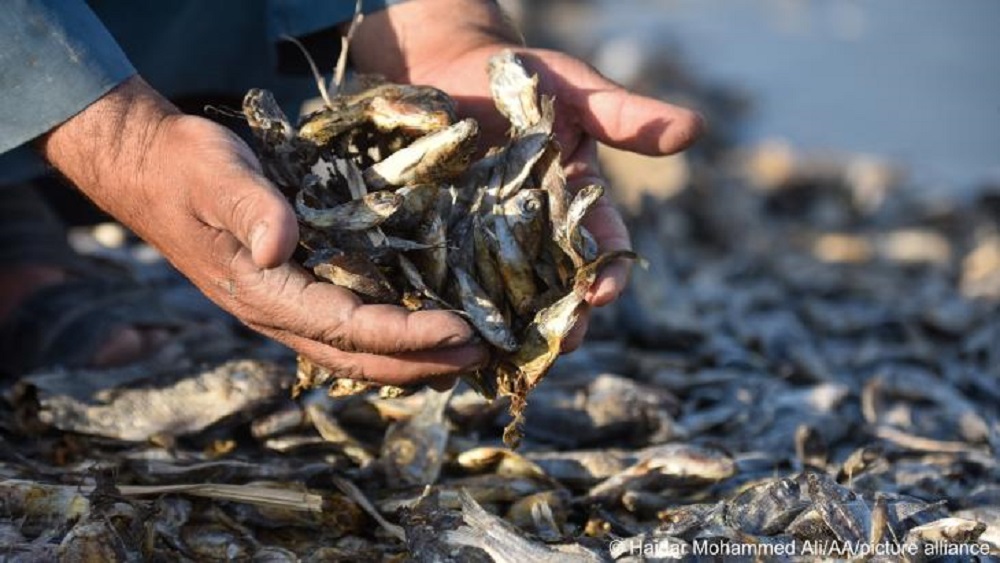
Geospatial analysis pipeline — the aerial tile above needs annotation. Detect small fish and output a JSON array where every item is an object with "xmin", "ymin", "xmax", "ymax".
[
  {"xmin": 495, "ymin": 132, "xmax": 551, "ymax": 201},
  {"xmin": 413, "ymin": 214, "xmax": 448, "ymax": 294},
  {"xmin": 488, "ymin": 211, "xmax": 538, "ymax": 316},
  {"xmin": 364, "ymin": 118, "xmax": 479, "ymax": 189},
  {"xmin": 242, "ymin": 88, "xmax": 305, "ymax": 187},
  {"xmin": 380, "ymin": 387, "xmax": 455, "ymax": 487},
  {"xmin": 587, "ymin": 443, "xmax": 736, "ymax": 501},
  {"xmin": 397, "ymin": 253, "xmax": 450, "ymax": 308},
  {"xmin": 487, "ymin": 50, "xmax": 543, "ymax": 133},
  {"xmin": 295, "ymin": 190, "xmax": 402, "ymax": 230},
  {"xmin": 805, "ymin": 472, "xmax": 871, "ymax": 545},
  {"xmin": 506, "ymin": 490, "xmax": 570, "ymax": 542},
  {"xmin": 456, "ymin": 446, "xmax": 548, "ymax": 479},
  {"xmin": 444, "ymin": 490, "xmax": 604, "ymax": 563},
  {"xmin": 311, "ymin": 251, "xmax": 399, "ymax": 303},
  {"xmin": 298, "ymin": 83, "xmax": 456, "ymax": 147},
  {"xmin": 565, "ymin": 184, "xmax": 604, "ymax": 266},
  {"xmin": 392, "ymin": 183, "xmax": 442, "ymax": 227},
  {"xmin": 503, "ymin": 189, "xmax": 547, "ymax": 262},
  {"xmin": 453, "ymin": 266, "xmax": 518, "ymax": 352},
  {"xmin": 359, "ymin": 83, "xmax": 456, "ymax": 135},
  {"xmin": 726, "ymin": 478, "xmax": 807, "ymax": 536}
]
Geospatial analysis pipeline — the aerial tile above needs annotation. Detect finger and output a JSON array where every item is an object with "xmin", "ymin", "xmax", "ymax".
[
  {"xmin": 212, "ymin": 237, "xmax": 479, "ymax": 354},
  {"xmin": 564, "ymin": 139, "xmax": 633, "ymax": 307},
  {"xmin": 560, "ymin": 305, "xmax": 591, "ymax": 353},
  {"xmin": 547, "ymin": 51, "xmax": 704, "ymax": 156},
  {"xmin": 427, "ymin": 375, "xmax": 459, "ymax": 391},
  {"xmin": 191, "ymin": 151, "xmax": 299, "ymax": 269},
  {"xmin": 274, "ymin": 330, "xmax": 488, "ymax": 386},
  {"xmin": 581, "ymin": 198, "xmax": 632, "ymax": 306}
]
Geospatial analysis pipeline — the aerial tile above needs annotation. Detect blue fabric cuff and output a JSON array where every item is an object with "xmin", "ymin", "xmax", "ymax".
[
  {"xmin": 266, "ymin": 0, "xmax": 412, "ymax": 41},
  {"xmin": 0, "ymin": 0, "xmax": 136, "ymax": 155}
]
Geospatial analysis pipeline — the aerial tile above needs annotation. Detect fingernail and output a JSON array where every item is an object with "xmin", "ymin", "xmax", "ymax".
[{"xmin": 249, "ymin": 222, "xmax": 268, "ymax": 255}]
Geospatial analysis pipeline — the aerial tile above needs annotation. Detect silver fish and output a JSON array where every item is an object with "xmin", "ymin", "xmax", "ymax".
[
  {"xmin": 295, "ymin": 190, "xmax": 402, "ymax": 230},
  {"xmin": 380, "ymin": 387, "xmax": 455, "ymax": 487},
  {"xmin": 453, "ymin": 266, "xmax": 518, "ymax": 352},
  {"xmin": 364, "ymin": 118, "xmax": 479, "ymax": 189},
  {"xmin": 487, "ymin": 49, "xmax": 543, "ymax": 133}
]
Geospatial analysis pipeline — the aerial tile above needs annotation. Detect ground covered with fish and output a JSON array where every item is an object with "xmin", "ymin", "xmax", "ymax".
[{"xmin": 2, "ymin": 41, "xmax": 1000, "ymax": 563}]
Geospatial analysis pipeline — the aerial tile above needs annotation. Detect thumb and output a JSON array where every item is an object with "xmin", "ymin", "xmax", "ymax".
[
  {"xmin": 549, "ymin": 52, "xmax": 704, "ymax": 156},
  {"xmin": 195, "ymin": 164, "xmax": 299, "ymax": 269}
]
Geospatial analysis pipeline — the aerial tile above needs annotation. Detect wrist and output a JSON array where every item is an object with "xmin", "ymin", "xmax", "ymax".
[
  {"xmin": 38, "ymin": 76, "xmax": 181, "ymax": 223},
  {"xmin": 347, "ymin": 0, "xmax": 521, "ymax": 83}
]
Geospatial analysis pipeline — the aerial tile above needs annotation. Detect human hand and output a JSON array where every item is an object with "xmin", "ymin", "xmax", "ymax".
[
  {"xmin": 40, "ymin": 77, "xmax": 487, "ymax": 385},
  {"xmin": 349, "ymin": 0, "xmax": 703, "ymax": 351}
]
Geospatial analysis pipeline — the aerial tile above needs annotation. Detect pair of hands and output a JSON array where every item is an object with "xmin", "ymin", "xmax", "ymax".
[{"xmin": 40, "ymin": 0, "xmax": 701, "ymax": 386}]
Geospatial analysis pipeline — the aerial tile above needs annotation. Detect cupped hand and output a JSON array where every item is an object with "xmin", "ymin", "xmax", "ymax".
[
  {"xmin": 350, "ymin": 0, "xmax": 703, "ymax": 352},
  {"xmin": 40, "ymin": 77, "xmax": 487, "ymax": 385}
]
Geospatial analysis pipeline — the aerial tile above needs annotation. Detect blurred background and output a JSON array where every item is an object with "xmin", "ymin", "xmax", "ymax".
[{"xmin": 503, "ymin": 0, "xmax": 1000, "ymax": 195}]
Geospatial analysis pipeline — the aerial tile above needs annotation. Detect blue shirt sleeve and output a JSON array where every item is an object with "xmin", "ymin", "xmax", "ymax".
[{"xmin": 0, "ymin": 0, "xmax": 137, "ymax": 155}]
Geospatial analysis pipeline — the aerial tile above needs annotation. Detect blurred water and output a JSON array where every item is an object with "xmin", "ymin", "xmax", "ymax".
[{"xmin": 590, "ymin": 0, "xmax": 1000, "ymax": 192}]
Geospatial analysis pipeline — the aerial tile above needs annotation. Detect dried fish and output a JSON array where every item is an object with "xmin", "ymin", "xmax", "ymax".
[
  {"xmin": 363, "ymin": 118, "xmax": 479, "ymax": 189},
  {"xmin": 295, "ymin": 190, "xmax": 402, "ymax": 230},
  {"xmin": 453, "ymin": 266, "xmax": 518, "ymax": 352},
  {"xmin": 22, "ymin": 358, "xmax": 293, "ymax": 441},
  {"xmin": 487, "ymin": 50, "xmax": 543, "ymax": 133},
  {"xmin": 380, "ymin": 388, "xmax": 454, "ymax": 487},
  {"xmin": 7, "ymin": 21, "xmax": 997, "ymax": 562},
  {"xmin": 444, "ymin": 490, "xmax": 604, "ymax": 563}
]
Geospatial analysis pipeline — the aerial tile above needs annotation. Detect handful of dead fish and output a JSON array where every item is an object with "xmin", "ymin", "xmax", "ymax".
[{"xmin": 242, "ymin": 50, "xmax": 633, "ymax": 447}]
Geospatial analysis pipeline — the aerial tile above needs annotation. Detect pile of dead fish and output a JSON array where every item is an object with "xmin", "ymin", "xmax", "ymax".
[
  {"xmin": 2, "ymin": 55, "xmax": 999, "ymax": 563},
  {"xmin": 242, "ymin": 49, "xmax": 631, "ymax": 447}
]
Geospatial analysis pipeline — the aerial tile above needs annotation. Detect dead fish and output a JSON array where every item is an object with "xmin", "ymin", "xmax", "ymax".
[
  {"xmin": 359, "ymin": 83, "xmax": 456, "ymax": 135},
  {"xmin": 495, "ymin": 251, "xmax": 638, "ymax": 447},
  {"xmin": 472, "ymin": 214, "xmax": 508, "ymax": 306},
  {"xmin": 904, "ymin": 517, "xmax": 988, "ymax": 544},
  {"xmin": 452, "ymin": 266, "xmax": 518, "ymax": 352},
  {"xmin": 298, "ymin": 83, "xmax": 455, "ymax": 146},
  {"xmin": 444, "ymin": 490, "xmax": 604, "ymax": 563},
  {"xmin": 525, "ymin": 449, "xmax": 635, "ymax": 487},
  {"xmin": 305, "ymin": 402, "xmax": 375, "ymax": 467},
  {"xmin": 805, "ymin": 472, "xmax": 872, "ymax": 545},
  {"xmin": 180, "ymin": 524, "xmax": 253, "ymax": 561},
  {"xmin": 587, "ymin": 443, "xmax": 736, "ymax": 501},
  {"xmin": 565, "ymin": 184, "xmax": 605, "ymax": 266},
  {"xmin": 534, "ymin": 145, "xmax": 573, "ymax": 257},
  {"xmin": 295, "ymin": 190, "xmax": 402, "ymax": 230},
  {"xmin": 456, "ymin": 447, "xmax": 549, "ymax": 480},
  {"xmin": 487, "ymin": 50, "xmax": 543, "ymax": 133},
  {"xmin": 243, "ymin": 89, "xmax": 295, "ymax": 145},
  {"xmin": 392, "ymin": 183, "xmax": 442, "ymax": 228},
  {"xmin": 242, "ymin": 88, "xmax": 303, "ymax": 187},
  {"xmin": 58, "ymin": 501, "xmax": 149, "ymax": 562},
  {"xmin": 503, "ymin": 189, "xmax": 547, "ymax": 262},
  {"xmin": 379, "ymin": 474, "xmax": 550, "ymax": 513},
  {"xmin": 0, "ymin": 480, "xmax": 91, "ymax": 537},
  {"xmin": 725, "ymin": 478, "xmax": 807, "ymax": 536},
  {"xmin": 494, "ymin": 132, "xmax": 551, "ymax": 201},
  {"xmin": 364, "ymin": 118, "xmax": 479, "ymax": 189},
  {"xmin": 506, "ymin": 490, "xmax": 570, "ymax": 541},
  {"xmin": 397, "ymin": 253, "xmax": 449, "ymax": 308},
  {"xmin": 488, "ymin": 211, "xmax": 538, "ymax": 316},
  {"xmin": 413, "ymin": 215, "xmax": 448, "ymax": 294},
  {"xmin": 25, "ymin": 358, "xmax": 293, "ymax": 441},
  {"xmin": 310, "ymin": 251, "xmax": 399, "ymax": 303},
  {"xmin": 380, "ymin": 387, "xmax": 454, "ymax": 487}
]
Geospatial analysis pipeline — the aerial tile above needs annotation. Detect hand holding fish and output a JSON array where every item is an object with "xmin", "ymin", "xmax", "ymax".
[
  {"xmin": 349, "ymin": 0, "xmax": 703, "ymax": 350},
  {"xmin": 40, "ymin": 77, "xmax": 487, "ymax": 386}
]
